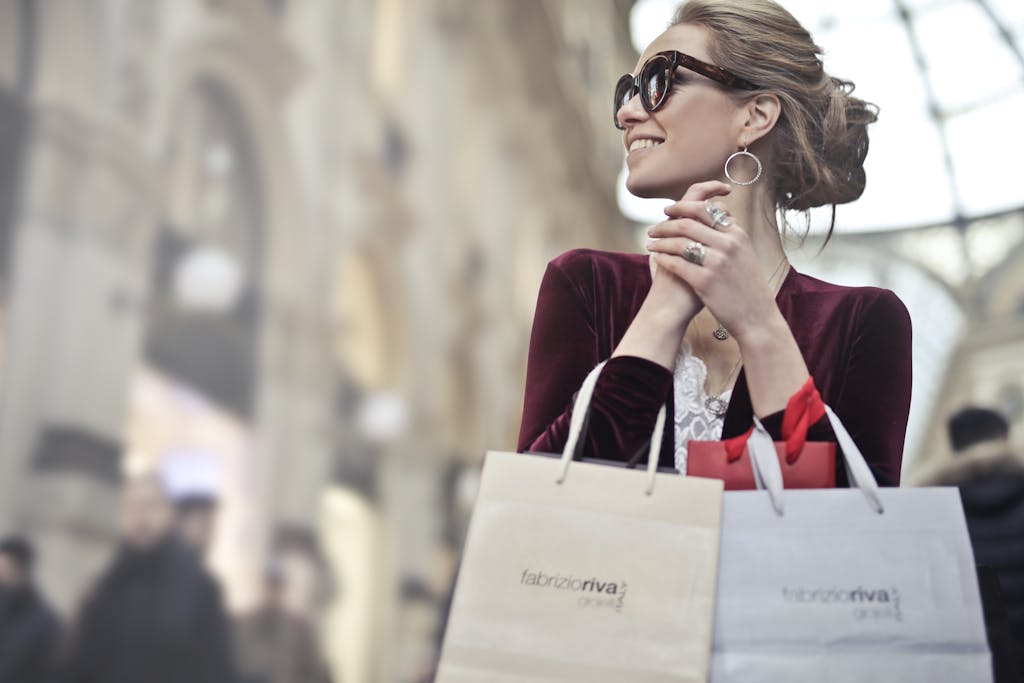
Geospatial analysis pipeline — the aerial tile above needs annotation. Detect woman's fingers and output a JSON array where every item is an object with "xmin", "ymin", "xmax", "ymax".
[
  {"xmin": 645, "ymin": 237, "xmax": 731, "ymax": 275},
  {"xmin": 651, "ymin": 252, "xmax": 709, "ymax": 288},
  {"xmin": 647, "ymin": 226, "xmax": 750, "ymax": 287},
  {"xmin": 662, "ymin": 200, "xmax": 717, "ymax": 225},
  {"xmin": 646, "ymin": 217, "xmax": 725, "ymax": 246},
  {"xmin": 680, "ymin": 180, "xmax": 732, "ymax": 203},
  {"xmin": 664, "ymin": 183, "xmax": 735, "ymax": 230}
]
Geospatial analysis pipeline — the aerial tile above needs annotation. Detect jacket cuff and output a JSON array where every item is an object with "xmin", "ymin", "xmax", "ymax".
[
  {"xmin": 595, "ymin": 355, "xmax": 674, "ymax": 403},
  {"xmin": 759, "ymin": 409, "xmax": 832, "ymax": 442}
]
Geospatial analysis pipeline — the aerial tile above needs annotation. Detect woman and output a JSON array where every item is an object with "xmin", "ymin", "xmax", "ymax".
[{"xmin": 517, "ymin": 0, "xmax": 912, "ymax": 486}]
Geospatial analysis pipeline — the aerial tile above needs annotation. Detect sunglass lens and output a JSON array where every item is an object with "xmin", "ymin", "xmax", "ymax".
[
  {"xmin": 641, "ymin": 57, "xmax": 670, "ymax": 110},
  {"xmin": 613, "ymin": 75, "xmax": 634, "ymax": 128}
]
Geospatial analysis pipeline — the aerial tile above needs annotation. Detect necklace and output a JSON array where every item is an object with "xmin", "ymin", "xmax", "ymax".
[
  {"xmin": 704, "ymin": 357, "xmax": 743, "ymax": 417},
  {"xmin": 712, "ymin": 255, "xmax": 790, "ymax": 341}
]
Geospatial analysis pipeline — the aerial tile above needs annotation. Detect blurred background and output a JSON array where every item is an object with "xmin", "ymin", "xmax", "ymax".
[{"xmin": 0, "ymin": 0, "xmax": 1021, "ymax": 681}]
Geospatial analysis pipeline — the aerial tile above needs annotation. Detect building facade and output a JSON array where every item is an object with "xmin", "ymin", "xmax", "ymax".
[{"xmin": 0, "ymin": 0, "xmax": 637, "ymax": 680}]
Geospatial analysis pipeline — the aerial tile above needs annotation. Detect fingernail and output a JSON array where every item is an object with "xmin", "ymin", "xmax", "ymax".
[{"xmin": 645, "ymin": 237, "xmax": 658, "ymax": 250}]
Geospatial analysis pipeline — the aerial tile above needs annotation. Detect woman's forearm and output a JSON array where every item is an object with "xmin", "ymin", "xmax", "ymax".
[
  {"xmin": 611, "ymin": 289, "xmax": 694, "ymax": 370},
  {"xmin": 734, "ymin": 307, "xmax": 810, "ymax": 418}
]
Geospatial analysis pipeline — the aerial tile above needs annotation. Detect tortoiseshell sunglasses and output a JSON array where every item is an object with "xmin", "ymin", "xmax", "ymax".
[{"xmin": 614, "ymin": 50, "xmax": 760, "ymax": 130}]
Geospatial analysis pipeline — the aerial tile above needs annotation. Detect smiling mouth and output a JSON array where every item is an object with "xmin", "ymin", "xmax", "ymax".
[{"xmin": 629, "ymin": 138, "xmax": 664, "ymax": 152}]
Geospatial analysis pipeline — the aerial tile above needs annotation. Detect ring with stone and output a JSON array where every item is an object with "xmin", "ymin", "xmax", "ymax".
[
  {"xmin": 705, "ymin": 199, "xmax": 733, "ymax": 228},
  {"xmin": 683, "ymin": 241, "xmax": 706, "ymax": 266}
]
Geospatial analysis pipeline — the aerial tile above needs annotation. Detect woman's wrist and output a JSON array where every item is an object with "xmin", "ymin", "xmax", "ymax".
[
  {"xmin": 734, "ymin": 308, "xmax": 810, "ymax": 417},
  {"xmin": 730, "ymin": 304, "xmax": 788, "ymax": 354},
  {"xmin": 645, "ymin": 277, "xmax": 701, "ymax": 328},
  {"xmin": 639, "ymin": 295, "xmax": 694, "ymax": 335},
  {"xmin": 612, "ymin": 295, "xmax": 694, "ymax": 369}
]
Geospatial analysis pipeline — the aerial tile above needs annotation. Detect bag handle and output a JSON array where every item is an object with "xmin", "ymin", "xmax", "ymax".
[
  {"xmin": 723, "ymin": 377, "xmax": 825, "ymax": 463},
  {"xmin": 748, "ymin": 416, "xmax": 786, "ymax": 515},
  {"xmin": 557, "ymin": 361, "xmax": 668, "ymax": 496},
  {"xmin": 748, "ymin": 404, "xmax": 884, "ymax": 516}
]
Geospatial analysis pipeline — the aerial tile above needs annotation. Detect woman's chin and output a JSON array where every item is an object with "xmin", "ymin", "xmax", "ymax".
[{"xmin": 625, "ymin": 178, "xmax": 674, "ymax": 200}]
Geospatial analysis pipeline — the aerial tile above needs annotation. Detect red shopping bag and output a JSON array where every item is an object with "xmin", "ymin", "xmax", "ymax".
[
  {"xmin": 687, "ymin": 377, "xmax": 837, "ymax": 490},
  {"xmin": 686, "ymin": 440, "xmax": 835, "ymax": 490}
]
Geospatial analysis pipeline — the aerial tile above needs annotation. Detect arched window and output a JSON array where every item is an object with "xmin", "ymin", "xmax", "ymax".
[{"xmin": 146, "ymin": 76, "xmax": 263, "ymax": 417}]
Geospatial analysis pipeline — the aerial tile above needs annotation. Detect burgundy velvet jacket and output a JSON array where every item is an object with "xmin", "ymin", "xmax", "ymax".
[{"xmin": 517, "ymin": 249, "xmax": 913, "ymax": 486}]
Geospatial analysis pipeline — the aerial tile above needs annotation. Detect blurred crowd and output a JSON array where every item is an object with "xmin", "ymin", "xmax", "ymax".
[{"xmin": 0, "ymin": 471, "xmax": 333, "ymax": 683}]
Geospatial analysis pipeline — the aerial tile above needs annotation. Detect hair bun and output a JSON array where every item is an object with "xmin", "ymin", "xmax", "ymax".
[{"xmin": 791, "ymin": 77, "xmax": 879, "ymax": 211}]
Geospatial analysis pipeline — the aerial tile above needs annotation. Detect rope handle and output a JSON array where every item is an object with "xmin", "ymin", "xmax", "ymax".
[
  {"xmin": 557, "ymin": 362, "xmax": 667, "ymax": 496},
  {"xmin": 742, "ymin": 380, "xmax": 884, "ymax": 516}
]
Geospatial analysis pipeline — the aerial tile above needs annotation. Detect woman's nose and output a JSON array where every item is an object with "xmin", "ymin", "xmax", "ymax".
[{"xmin": 616, "ymin": 91, "xmax": 649, "ymax": 129}]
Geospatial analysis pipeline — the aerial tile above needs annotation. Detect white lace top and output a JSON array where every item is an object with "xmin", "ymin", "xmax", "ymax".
[{"xmin": 672, "ymin": 341, "xmax": 735, "ymax": 474}]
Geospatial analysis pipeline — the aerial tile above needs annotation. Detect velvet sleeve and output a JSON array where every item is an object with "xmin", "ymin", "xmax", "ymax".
[
  {"xmin": 517, "ymin": 254, "xmax": 673, "ymax": 461},
  {"xmin": 832, "ymin": 289, "xmax": 912, "ymax": 485},
  {"xmin": 760, "ymin": 289, "xmax": 912, "ymax": 486}
]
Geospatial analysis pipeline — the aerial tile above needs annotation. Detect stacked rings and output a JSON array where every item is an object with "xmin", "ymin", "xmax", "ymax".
[
  {"xmin": 705, "ymin": 199, "xmax": 733, "ymax": 229},
  {"xmin": 683, "ymin": 241, "xmax": 706, "ymax": 266}
]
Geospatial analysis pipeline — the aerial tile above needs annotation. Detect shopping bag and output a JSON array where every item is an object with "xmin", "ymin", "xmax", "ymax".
[
  {"xmin": 437, "ymin": 362, "xmax": 725, "ymax": 683},
  {"xmin": 710, "ymin": 406, "xmax": 993, "ymax": 682},
  {"xmin": 686, "ymin": 440, "xmax": 835, "ymax": 489},
  {"xmin": 689, "ymin": 377, "xmax": 836, "ymax": 490}
]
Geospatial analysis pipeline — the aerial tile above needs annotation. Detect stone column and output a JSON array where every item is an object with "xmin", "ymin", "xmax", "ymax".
[{"xmin": 0, "ymin": 106, "xmax": 162, "ymax": 613}]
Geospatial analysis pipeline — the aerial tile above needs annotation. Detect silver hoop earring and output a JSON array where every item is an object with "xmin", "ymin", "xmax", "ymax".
[{"xmin": 724, "ymin": 146, "xmax": 763, "ymax": 186}]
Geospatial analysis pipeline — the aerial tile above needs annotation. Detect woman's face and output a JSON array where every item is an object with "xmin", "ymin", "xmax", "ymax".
[{"xmin": 619, "ymin": 24, "xmax": 745, "ymax": 200}]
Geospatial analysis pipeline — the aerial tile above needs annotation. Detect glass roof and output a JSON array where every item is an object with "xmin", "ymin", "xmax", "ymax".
[{"xmin": 621, "ymin": 0, "xmax": 1024, "ymax": 232}]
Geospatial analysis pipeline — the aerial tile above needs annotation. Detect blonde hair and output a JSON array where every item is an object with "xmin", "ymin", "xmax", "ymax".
[{"xmin": 673, "ymin": 0, "xmax": 878, "ymax": 233}]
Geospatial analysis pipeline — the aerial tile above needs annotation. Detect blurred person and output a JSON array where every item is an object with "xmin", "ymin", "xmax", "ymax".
[
  {"xmin": 60, "ymin": 473, "xmax": 238, "ymax": 683},
  {"xmin": 0, "ymin": 536, "xmax": 60, "ymax": 683},
  {"xmin": 174, "ymin": 493, "xmax": 219, "ymax": 558},
  {"xmin": 235, "ymin": 563, "xmax": 333, "ymax": 683},
  {"xmin": 923, "ymin": 407, "xmax": 1024, "ymax": 673},
  {"xmin": 518, "ymin": 0, "xmax": 911, "ymax": 484}
]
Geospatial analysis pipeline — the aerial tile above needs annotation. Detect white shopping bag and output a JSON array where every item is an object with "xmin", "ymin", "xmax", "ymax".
[
  {"xmin": 711, "ymin": 407, "xmax": 993, "ymax": 682},
  {"xmin": 437, "ymin": 362, "xmax": 725, "ymax": 682}
]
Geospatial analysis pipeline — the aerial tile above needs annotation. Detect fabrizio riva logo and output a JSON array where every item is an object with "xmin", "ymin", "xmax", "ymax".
[
  {"xmin": 519, "ymin": 569, "xmax": 627, "ymax": 613},
  {"xmin": 782, "ymin": 585, "xmax": 903, "ymax": 622}
]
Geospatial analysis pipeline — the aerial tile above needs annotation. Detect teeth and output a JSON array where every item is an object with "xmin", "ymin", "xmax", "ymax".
[{"xmin": 629, "ymin": 138, "xmax": 663, "ymax": 152}]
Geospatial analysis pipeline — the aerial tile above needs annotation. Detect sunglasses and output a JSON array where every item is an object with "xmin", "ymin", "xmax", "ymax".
[{"xmin": 614, "ymin": 50, "xmax": 760, "ymax": 130}]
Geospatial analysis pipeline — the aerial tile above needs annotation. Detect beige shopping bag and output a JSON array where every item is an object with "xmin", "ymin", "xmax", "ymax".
[{"xmin": 437, "ymin": 362, "xmax": 725, "ymax": 683}]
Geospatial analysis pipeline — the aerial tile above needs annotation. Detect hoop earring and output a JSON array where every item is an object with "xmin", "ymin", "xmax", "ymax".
[{"xmin": 724, "ymin": 146, "xmax": 763, "ymax": 186}]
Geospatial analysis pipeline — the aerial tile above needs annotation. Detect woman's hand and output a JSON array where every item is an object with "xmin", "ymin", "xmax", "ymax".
[
  {"xmin": 646, "ymin": 192, "xmax": 811, "ymax": 417},
  {"xmin": 611, "ymin": 181, "xmax": 732, "ymax": 370},
  {"xmin": 644, "ymin": 181, "xmax": 733, "ymax": 327},
  {"xmin": 646, "ymin": 194, "xmax": 778, "ymax": 345}
]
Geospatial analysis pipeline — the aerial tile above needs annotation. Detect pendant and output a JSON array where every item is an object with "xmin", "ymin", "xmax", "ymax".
[
  {"xmin": 713, "ymin": 326, "xmax": 730, "ymax": 341},
  {"xmin": 705, "ymin": 396, "xmax": 729, "ymax": 417}
]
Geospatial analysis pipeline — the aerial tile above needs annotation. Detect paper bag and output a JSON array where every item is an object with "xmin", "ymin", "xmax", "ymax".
[
  {"xmin": 710, "ymin": 407, "xmax": 993, "ymax": 682},
  {"xmin": 437, "ymin": 362, "xmax": 725, "ymax": 682}
]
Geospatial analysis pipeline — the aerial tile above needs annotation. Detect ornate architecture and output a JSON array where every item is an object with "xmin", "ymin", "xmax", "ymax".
[{"xmin": 0, "ymin": 0, "xmax": 637, "ymax": 680}]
